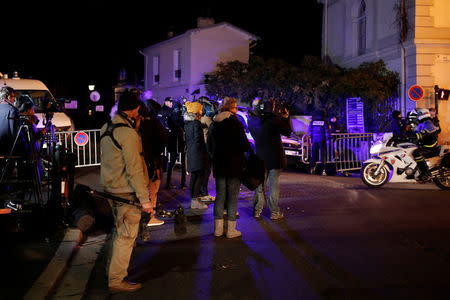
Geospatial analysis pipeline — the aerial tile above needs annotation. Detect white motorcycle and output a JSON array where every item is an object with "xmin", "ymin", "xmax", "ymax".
[{"xmin": 361, "ymin": 132, "xmax": 450, "ymax": 190}]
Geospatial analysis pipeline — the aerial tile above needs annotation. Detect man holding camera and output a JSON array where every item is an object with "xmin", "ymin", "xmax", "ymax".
[
  {"xmin": 0, "ymin": 86, "xmax": 21, "ymax": 155},
  {"xmin": 248, "ymin": 97, "xmax": 292, "ymax": 220},
  {"xmin": 100, "ymin": 90, "xmax": 153, "ymax": 293}
]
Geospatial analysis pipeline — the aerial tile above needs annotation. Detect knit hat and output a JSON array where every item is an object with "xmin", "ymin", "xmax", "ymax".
[
  {"xmin": 219, "ymin": 97, "xmax": 237, "ymax": 113},
  {"xmin": 185, "ymin": 101, "xmax": 203, "ymax": 115},
  {"xmin": 118, "ymin": 90, "xmax": 142, "ymax": 112}
]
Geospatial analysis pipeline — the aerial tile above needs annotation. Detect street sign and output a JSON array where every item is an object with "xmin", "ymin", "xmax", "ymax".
[
  {"xmin": 90, "ymin": 91, "xmax": 101, "ymax": 102},
  {"xmin": 408, "ymin": 85, "xmax": 424, "ymax": 101},
  {"xmin": 74, "ymin": 131, "xmax": 89, "ymax": 147},
  {"xmin": 346, "ymin": 97, "xmax": 365, "ymax": 133}
]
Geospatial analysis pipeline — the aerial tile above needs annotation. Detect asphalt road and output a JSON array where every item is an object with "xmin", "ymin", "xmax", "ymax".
[
  {"xmin": 3, "ymin": 166, "xmax": 450, "ymax": 300},
  {"xmin": 76, "ymin": 167, "xmax": 450, "ymax": 300}
]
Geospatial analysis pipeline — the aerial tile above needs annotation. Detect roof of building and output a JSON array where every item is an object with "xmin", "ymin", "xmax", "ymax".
[{"xmin": 142, "ymin": 21, "xmax": 260, "ymax": 52}]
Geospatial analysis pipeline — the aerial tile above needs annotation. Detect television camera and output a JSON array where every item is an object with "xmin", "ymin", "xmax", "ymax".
[{"xmin": 0, "ymin": 106, "xmax": 76, "ymax": 234}]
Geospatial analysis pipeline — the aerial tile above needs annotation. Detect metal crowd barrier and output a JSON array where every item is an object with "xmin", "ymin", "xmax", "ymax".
[
  {"xmin": 301, "ymin": 133, "xmax": 374, "ymax": 173},
  {"xmin": 59, "ymin": 129, "xmax": 374, "ymax": 173},
  {"xmin": 55, "ymin": 129, "xmax": 101, "ymax": 168}
]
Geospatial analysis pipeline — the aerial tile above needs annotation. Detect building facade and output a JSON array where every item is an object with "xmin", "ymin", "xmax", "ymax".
[
  {"xmin": 141, "ymin": 18, "xmax": 259, "ymax": 104},
  {"xmin": 318, "ymin": 0, "xmax": 450, "ymax": 144}
]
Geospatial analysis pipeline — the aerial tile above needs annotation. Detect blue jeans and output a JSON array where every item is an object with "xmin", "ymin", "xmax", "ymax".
[
  {"xmin": 214, "ymin": 177, "xmax": 240, "ymax": 221},
  {"xmin": 254, "ymin": 168, "xmax": 281, "ymax": 214}
]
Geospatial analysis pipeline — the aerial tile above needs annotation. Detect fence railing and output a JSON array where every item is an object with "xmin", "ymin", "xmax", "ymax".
[
  {"xmin": 60, "ymin": 129, "xmax": 375, "ymax": 173},
  {"xmin": 55, "ymin": 129, "xmax": 101, "ymax": 168},
  {"xmin": 301, "ymin": 133, "xmax": 374, "ymax": 172}
]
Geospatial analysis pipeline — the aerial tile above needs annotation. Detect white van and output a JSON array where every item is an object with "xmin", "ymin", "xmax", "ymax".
[{"xmin": 2, "ymin": 76, "xmax": 75, "ymax": 131}]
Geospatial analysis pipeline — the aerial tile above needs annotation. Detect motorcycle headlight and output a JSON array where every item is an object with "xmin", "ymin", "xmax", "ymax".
[{"xmin": 370, "ymin": 143, "xmax": 383, "ymax": 154}]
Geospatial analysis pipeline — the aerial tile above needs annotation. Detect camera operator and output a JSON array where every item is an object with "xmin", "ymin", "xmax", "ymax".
[
  {"xmin": 0, "ymin": 86, "xmax": 25, "ymax": 156},
  {"xmin": 248, "ymin": 97, "xmax": 292, "ymax": 220},
  {"xmin": 100, "ymin": 90, "xmax": 153, "ymax": 293},
  {"xmin": 16, "ymin": 95, "xmax": 46, "ymax": 148}
]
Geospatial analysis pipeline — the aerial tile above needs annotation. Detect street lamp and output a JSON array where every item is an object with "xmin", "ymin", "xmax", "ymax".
[{"xmin": 88, "ymin": 84, "xmax": 96, "ymax": 91}]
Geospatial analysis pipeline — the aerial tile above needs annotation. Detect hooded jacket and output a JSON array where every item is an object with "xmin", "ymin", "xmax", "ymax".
[
  {"xmin": 100, "ymin": 113, "xmax": 150, "ymax": 205},
  {"xmin": 207, "ymin": 111, "xmax": 250, "ymax": 178}
]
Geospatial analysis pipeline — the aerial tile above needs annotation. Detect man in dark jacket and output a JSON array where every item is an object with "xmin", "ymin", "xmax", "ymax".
[
  {"xmin": 0, "ymin": 86, "xmax": 23, "ymax": 155},
  {"xmin": 390, "ymin": 110, "xmax": 407, "ymax": 144},
  {"xmin": 248, "ymin": 98, "xmax": 292, "ymax": 220},
  {"xmin": 308, "ymin": 111, "xmax": 329, "ymax": 175},
  {"xmin": 140, "ymin": 101, "xmax": 169, "ymax": 227},
  {"xmin": 157, "ymin": 97, "xmax": 186, "ymax": 189},
  {"xmin": 207, "ymin": 97, "xmax": 250, "ymax": 238}
]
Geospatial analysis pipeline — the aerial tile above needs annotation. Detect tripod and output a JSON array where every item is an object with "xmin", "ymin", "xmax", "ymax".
[{"xmin": 0, "ymin": 121, "xmax": 44, "ymax": 208}]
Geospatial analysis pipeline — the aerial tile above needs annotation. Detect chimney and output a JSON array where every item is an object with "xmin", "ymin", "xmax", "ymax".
[{"xmin": 197, "ymin": 17, "xmax": 214, "ymax": 28}]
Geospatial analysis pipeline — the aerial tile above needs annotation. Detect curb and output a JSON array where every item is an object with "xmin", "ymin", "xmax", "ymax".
[{"xmin": 24, "ymin": 228, "xmax": 83, "ymax": 300}]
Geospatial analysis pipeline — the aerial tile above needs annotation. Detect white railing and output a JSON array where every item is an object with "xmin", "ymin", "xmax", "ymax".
[{"xmin": 55, "ymin": 129, "xmax": 101, "ymax": 168}]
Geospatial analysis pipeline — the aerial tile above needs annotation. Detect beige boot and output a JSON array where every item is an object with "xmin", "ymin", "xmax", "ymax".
[
  {"xmin": 214, "ymin": 219, "xmax": 224, "ymax": 237},
  {"xmin": 226, "ymin": 220, "xmax": 241, "ymax": 238}
]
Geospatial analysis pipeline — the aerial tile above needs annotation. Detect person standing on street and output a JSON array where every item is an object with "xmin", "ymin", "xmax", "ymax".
[
  {"xmin": 308, "ymin": 111, "xmax": 329, "ymax": 175},
  {"xmin": 198, "ymin": 96, "xmax": 216, "ymax": 202},
  {"xmin": 139, "ymin": 98, "xmax": 169, "ymax": 228},
  {"xmin": 184, "ymin": 101, "xmax": 209, "ymax": 209},
  {"xmin": 248, "ymin": 97, "xmax": 292, "ymax": 220},
  {"xmin": 100, "ymin": 90, "xmax": 153, "ymax": 293},
  {"xmin": 390, "ymin": 110, "xmax": 406, "ymax": 143},
  {"xmin": 0, "ymin": 86, "xmax": 23, "ymax": 156},
  {"xmin": 207, "ymin": 97, "xmax": 250, "ymax": 238}
]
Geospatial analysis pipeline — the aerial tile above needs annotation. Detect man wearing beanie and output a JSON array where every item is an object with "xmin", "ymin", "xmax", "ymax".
[
  {"xmin": 100, "ymin": 90, "xmax": 153, "ymax": 292},
  {"xmin": 184, "ymin": 101, "xmax": 209, "ymax": 209}
]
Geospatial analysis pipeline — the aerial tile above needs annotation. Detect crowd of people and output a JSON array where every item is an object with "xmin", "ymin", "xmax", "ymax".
[
  {"xmin": 2, "ymin": 84, "xmax": 444, "ymax": 293},
  {"xmin": 100, "ymin": 90, "xmax": 292, "ymax": 292}
]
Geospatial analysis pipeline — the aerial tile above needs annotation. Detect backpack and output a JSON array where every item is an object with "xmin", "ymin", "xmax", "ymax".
[{"xmin": 100, "ymin": 121, "xmax": 130, "ymax": 150}]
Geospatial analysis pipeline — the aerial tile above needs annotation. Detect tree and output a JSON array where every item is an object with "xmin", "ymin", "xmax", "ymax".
[{"xmin": 205, "ymin": 56, "xmax": 399, "ymax": 132}]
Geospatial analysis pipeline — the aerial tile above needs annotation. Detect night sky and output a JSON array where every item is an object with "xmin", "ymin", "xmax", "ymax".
[{"xmin": 1, "ymin": 2, "xmax": 323, "ymax": 102}]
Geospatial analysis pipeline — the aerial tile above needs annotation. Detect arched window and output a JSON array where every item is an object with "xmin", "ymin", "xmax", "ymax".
[{"xmin": 357, "ymin": 0, "xmax": 366, "ymax": 55}]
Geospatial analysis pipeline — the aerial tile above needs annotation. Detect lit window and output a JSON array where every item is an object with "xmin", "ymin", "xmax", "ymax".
[
  {"xmin": 357, "ymin": 0, "xmax": 366, "ymax": 55},
  {"xmin": 173, "ymin": 49, "xmax": 181, "ymax": 81},
  {"xmin": 153, "ymin": 56, "xmax": 160, "ymax": 85}
]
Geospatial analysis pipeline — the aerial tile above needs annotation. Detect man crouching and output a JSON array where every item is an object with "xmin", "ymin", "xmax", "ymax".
[{"xmin": 100, "ymin": 90, "xmax": 153, "ymax": 292}]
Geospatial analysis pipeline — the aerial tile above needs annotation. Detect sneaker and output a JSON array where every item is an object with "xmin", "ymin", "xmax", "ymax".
[
  {"xmin": 147, "ymin": 217, "xmax": 165, "ymax": 227},
  {"xmin": 200, "ymin": 195, "xmax": 215, "ymax": 202},
  {"xmin": 253, "ymin": 210, "xmax": 262, "ymax": 219},
  {"xmin": 190, "ymin": 199, "xmax": 208, "ymax": 209},
  {"xmin": 270, "ymin": 211, "xmax": 284, "ymax": 220}
]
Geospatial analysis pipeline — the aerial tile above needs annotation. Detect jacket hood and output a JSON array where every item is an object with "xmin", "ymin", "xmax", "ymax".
[
  {"xmin": 184, "ymin": 112, "xmax": 198, "ymax": 122},
  {"xmin": 213, "ymin": 111, "xmax": 233, "ymax": 123}
]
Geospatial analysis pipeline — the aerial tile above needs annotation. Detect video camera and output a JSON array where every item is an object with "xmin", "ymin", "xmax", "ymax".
[{"xmin": 257, "ymin": 98, "xmax": 288, "ymax": 117}]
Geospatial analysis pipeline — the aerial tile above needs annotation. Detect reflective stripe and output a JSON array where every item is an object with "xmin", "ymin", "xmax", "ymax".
[{"xmin": 424, "ymin": 141, "xmax": 438, "ymax": 148}]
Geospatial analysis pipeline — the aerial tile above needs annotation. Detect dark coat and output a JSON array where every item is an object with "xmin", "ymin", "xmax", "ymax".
[
  {"xmin": 207, "ymin": 111, "xmax": 250, "ymax": 178},
  {"xmin": 184, "ymin": 113, "xmax": 207, "ymax": 172},
  {"xmin": 0, "ymin": 100, "xmax": 25, "ymax": 155},
  {"xmin": 248, "ymin": 111, "xmax": 292, "ymax": 170},
  {"xmin": 140, "ymin": 114, "xmax": 168, "ymax": 173}
]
